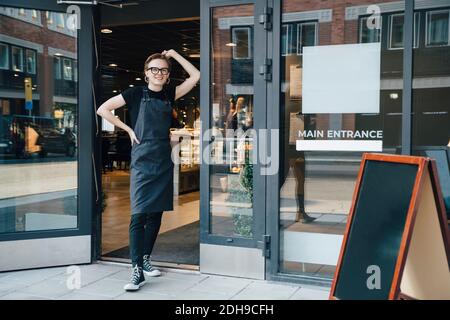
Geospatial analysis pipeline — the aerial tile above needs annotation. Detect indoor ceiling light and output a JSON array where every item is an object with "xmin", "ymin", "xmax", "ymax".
[
  {"xmin": 109, "ymin": 63, "xmax": 118, "ymax": 67},
  {"xmin": 101, "ymin": 28, "xmax": 112, "ymax": 34},
  {"xmin": 226, "ymin": 43, "xmax": 237, "ymax": 47},
  {"xmin": 135, "ymin": 77, "xmax": 142, "ymax": 81}
]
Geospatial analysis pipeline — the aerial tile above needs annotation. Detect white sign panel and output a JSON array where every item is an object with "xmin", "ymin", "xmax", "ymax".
[
  {"xmin": 284, "ymin": 231, "xmax": 343, "ymax": 266},
  {"xmin": 297, "ymin": 140, "xmax": 383, "ymax": 152},
  {"xmin": 302, "ymin": 43, "xmax": 381, "ymax": 114}
]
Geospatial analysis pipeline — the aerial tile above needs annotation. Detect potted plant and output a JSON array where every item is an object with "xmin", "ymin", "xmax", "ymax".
[{"xmin": 226, "ymin": 143, "xmax": 253, "ymax": 237}]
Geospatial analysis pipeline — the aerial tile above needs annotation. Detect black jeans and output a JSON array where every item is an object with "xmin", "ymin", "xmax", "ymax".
[{"xmin": 129, "ymin": 211, "xmax": 163, "ymax": 268}]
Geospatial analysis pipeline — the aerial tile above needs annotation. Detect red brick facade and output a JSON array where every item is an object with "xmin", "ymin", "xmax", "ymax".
[
  {"xmin": 0, "ymin": 10, "xmax": 76, "ymax": 117},
  {"xmin": 211, "ymin": 0, "xmax": 402, "ymax": 135}
]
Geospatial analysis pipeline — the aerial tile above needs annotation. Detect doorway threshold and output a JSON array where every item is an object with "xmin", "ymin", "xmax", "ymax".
[{"xmin": 100, "ymin": 256, "xmax": 200, "ymax": 272}]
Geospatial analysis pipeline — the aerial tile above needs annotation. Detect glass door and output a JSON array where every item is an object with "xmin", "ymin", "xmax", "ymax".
[
  {"xmin": 0, "ymin": 0, "xmax": 95, "ymax": 272},
  {"xmin": 200, "ymin": 0, "xmax": 270, "ymax": 279},
  {"xmin": 268, "ymin": 0, "xmax": 408, "ymax": 283}
]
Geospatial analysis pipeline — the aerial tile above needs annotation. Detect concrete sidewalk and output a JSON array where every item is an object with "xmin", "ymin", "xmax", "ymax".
[{"xmin": 0, "ymin": 262, "xmax": 330, "ymax": 300}]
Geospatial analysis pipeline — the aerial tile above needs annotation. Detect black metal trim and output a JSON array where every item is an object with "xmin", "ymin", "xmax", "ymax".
[
  {"xmin": 0, "ymin": 2, "xmax": 94, "ymax": 251},
  {"xmin": 402, "ymin": 0, "xmax": 414, "ymax": 155},
  {"xmin": 266, "ymin": 0, "xmax": 280, "ymax": 280},
  {"xmin": 200, "ymin": 0, "xmax": 268, "ymax": 250}
]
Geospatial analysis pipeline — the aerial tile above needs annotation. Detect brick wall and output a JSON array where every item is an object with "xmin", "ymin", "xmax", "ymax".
[
  {"xmin": 210, "ymin": 1, "xmax": 398, "ymax": 132},
  {"xmin": 0, "ymin": 10, "xmax": 76, "ymax": 116}
]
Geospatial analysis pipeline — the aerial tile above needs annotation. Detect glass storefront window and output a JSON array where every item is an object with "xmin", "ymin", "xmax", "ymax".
[
  {"xmin": 279, "ymin": 0, "xmax": 404, "ymax": 279},
  {"xmin": 210, "ymin": 5, "xmax": 255, "ymax": 238},
  {"xmin": 0, "ymin": 7, "xmax": 78, "ymax": 233}
]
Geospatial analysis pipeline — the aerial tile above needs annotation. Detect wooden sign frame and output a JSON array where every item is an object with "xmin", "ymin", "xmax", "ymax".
[{"xmin": 329, "ymin": 153, "xmax": 450, "ymax": 300}]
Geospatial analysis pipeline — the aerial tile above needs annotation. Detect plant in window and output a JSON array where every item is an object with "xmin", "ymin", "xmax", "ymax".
[{"xmin": 227, "ymin": 142, "xmax": 253, "ymax": 237}]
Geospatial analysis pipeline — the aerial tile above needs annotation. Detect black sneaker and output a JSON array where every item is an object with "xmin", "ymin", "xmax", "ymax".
[
  {"xmin": 123, "ymin": 265, "xmax": 146, "ymax": 291},
  {"xmin": 297, "ymin": 211, "xmax": 316, "ymax": 224},
  {"xmin": 143, "ymin": 255, "xmax": 161, "ymax": 277}
]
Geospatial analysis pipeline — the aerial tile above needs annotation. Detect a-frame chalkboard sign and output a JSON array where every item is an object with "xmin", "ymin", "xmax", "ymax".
[{"xmin": 330, "ymin": 153, "xmax": 450, "ymax": 300}]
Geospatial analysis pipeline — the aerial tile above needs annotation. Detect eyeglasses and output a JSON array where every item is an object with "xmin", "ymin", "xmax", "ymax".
[{"xmin": 147, "ymin": 67, "xmax": 169, "ymax": 75}]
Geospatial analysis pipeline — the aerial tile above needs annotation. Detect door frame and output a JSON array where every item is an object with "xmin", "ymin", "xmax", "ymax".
[
  {"xmin": 0, "ymin": 0, "xmax": 97, "ymax": 271},
  {"xmin": 199, "ymin": 0, "xmax": 269, "ymax": 277}
]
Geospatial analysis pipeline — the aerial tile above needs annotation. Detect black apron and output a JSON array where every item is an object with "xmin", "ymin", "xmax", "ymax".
[{"xmin": 130, "ymin": 88, "xmax": 174, "ymax": 215}]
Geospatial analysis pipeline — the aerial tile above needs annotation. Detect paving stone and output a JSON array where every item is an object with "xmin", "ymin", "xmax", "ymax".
[{"xmin": 231, "ymin": 281, "xmax": 299, "ymax": 300}]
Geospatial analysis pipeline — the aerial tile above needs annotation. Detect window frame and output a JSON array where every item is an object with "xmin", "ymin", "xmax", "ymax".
[
  {"xmin": 359, "ymin": 15, "xmax": 383, "ymax": 44},
  {"xmin": 0, "ymin": 43, "xmax": 9, "ymax": 70},
  {"xmin": 63, "ymin": 57, "xmax": 73, "ymax": 80},
  {"xmin": 296, "ymin": 21, "xmax": 318, "ymax": 55},
  {"xmin": 425, "ymin": 9, "xmax": 450, "ymax": 47},
  {"xmin": 388, "ymin": 12, "xmax": 420, "ymax": 50},
  {"xmin": 26, "ymin": 49, "xmax": 36, "ymax": 74},
  {"xmin": 56, "ymin": 12, "xmax": 65, "ymax": 29},
  {"xmin": 232, "ymin": 26, "xmax": 252, "ymax": 60},
  {"xmin": 11, "ymin": 46, "xmax": 24, "ymax": 72},
  {"xmin": 73, "ymin": 60, "xmax": 78, "ymax": 82},
  {"xmin": 46, "ymin": 11, "xmax": 53, "ymax": 25},
  {"xmin": 54, "ymin": 56, "xmax": 61, "ymax": 80},
  {"xmin": 31, "ymin": 9, "xmax": 39, "ymax": 21},
  {"xmin": 281, "ymin": 24, "xmax": 293, "ymax": 56}
]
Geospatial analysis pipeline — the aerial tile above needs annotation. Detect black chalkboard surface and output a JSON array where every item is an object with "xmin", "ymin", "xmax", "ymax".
[
  {"xmin": 333, "ymin": 160, "xmax": 418, "ymax": 300},
  {"xmin": 330, "ymin": 153, "xmax": 450, "ymax": 300}
]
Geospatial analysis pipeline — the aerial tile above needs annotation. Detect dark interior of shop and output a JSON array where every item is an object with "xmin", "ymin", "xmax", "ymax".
[{"xmin": 99, "ymin": 20, "xmax": 201, "ymax": 268}]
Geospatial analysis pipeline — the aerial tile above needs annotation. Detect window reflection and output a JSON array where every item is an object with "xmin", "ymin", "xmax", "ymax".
[
  {"xmin": 210, "ymin": 5, "xmax": 255, "ymax": 238},
  {"xmin": 426, "ymin": 10, "xmax": 450, "ymax": 47},
  {"xmin": 0, "ymin": 7, "xmax": 78, "ymax": 233},
  {"xmin": 279, "ymin": 0, "xmax": 405, "ymax": 279},
  {"xmin": 359, "ymin": 16, "xmax": 382, "ymax": 43}
]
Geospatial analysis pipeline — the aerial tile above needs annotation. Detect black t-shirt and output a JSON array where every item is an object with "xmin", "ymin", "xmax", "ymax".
[{"xmin": 121, "ymin": 85, "xmax": 177, "ymax": 130}]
